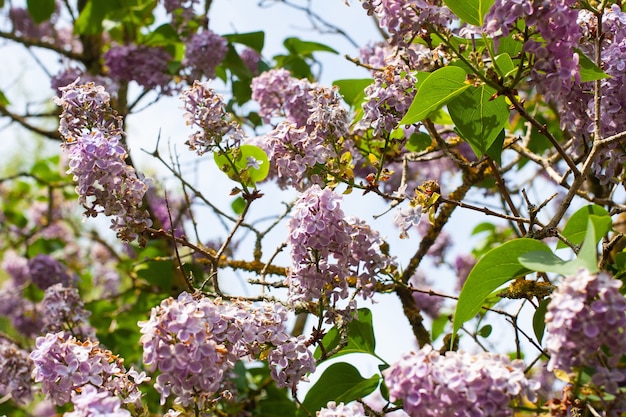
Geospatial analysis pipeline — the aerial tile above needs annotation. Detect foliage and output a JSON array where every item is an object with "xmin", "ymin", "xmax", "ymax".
[{"xmin": 0, "ymin": 0, "xmax": 625, "ymax": 416}]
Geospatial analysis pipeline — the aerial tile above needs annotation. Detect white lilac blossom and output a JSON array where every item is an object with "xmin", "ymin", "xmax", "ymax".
[
  {"xmin": 393, "ymin": 204, "xmax": 423, "ymax": 239},
  {"xmin": 30, "ymin": 332, "xmax": 145, "ymax": 408},
  {"xmin": 180, "ymin": 80, "xmax": 244, "ymax": 155},
  {"xmin": 138, "ymin": 292, "xmax": 315, "ymax": 406},
  {"xmin": 286, "ymin": 185, "xmax": 395, "ymax": 311},
  {"xmin": 104, "ymin": 44, "xmax": 172, "ymax": 93},
  {"xmin": 384, "ymin": 345, "xmax": 540, "ymax": 417},
  {"xmin": 0, "ymin": 339, "xmax": 34, "ymax": 405},
  {"xmin": 183, "ymin": 30, "xmax": 228, "ymax": 81},
  {"xmin": 316, "ymin": 401, "xmax": 367, "ymax": 417},
  {"xmin": 54, "ymin": 80, "xmax": 152, "ymax": 243},
  {"xmin": 545, "ymin": 269, "xmax": 626, "ymax": 397}
]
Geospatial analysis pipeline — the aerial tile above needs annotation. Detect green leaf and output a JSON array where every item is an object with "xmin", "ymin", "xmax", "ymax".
[
  {"xmin": 142, "ymin": 23, "xmax": 180, "ymax": 47},
  {"xmin": 300, "ymin": 363, "xmax": 379, "ymax": 417},
  {"xmin": 223, "ymin": 31, "xmax": 265, "ymax": 52},
  {"xmin": 443, "ymin": 0, "xmax": 495, "ymax": 26},
  {"xmin": 0, "ymin": 89, "xmax": 9, "ymax": 106},
  {"xmin": 214, "ymin": 145, "xmax": 269, "ymax": 186},
  {"xmin": 448, "ymin": 84, "xmax": 509, "ymax": 157},
  {"xmin": 576, "ymin": 218, "xmax": 600, "ymax": 273},
  {"xmin": 283, "ymin": 37, "xmax": 338, "ymax": 55},
  {"xmin": 333, "ymin": 78, "xmax": 373, "ymax": 108},
  {"xmin": 533, "ymin": 299, "xmax": 549, "ymax": 344},
  {"xmin": 518, "ymin": 250, "xmax": 582, "ymax": 275},
  {"xmin": 557, "ymin": 204, "xmax": 612, "ymax": 249},
  {"xmin": 231, "ymin": 196, "xmax": 246, "ymax": 215},
  {"xmin": 405, "ymin": 132, "xmax": 432, "ymax": 153},
  {"xmin": 478, "ymin": 324, "xmax": 492, "ymax": 338},
  {"xmin": 576, "ymin": 49, "xmax": 611, "ymax": 82},
  {"xmin": 453, "ymin": 238, "xmax": 551, "ymax": 334},
  {"xmin": 27, "ymin": 0, "xmax": 56, "ymax": 23},
  {"xmin": 400, "ymin": 66, "xmax": 470, "ymax": 125},
  {"xmin": 75, "ymin": 0, "xmax": 122, "ymax": 34},
  {"xmin": 493, "ymin": 53, "xmax": 515, "ymax": 78},
  {"xmin": 314, "ymin": 308, "xmax": 376, "ymax": 361},
  {"xmin": 431, "ymin": 314, "xmax": 448, "ymax": 341}
]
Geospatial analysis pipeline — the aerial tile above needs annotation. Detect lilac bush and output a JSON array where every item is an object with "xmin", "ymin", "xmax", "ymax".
[{"xmin": 1, "ymin": 0, "xmax": 626, "ymax": 416}]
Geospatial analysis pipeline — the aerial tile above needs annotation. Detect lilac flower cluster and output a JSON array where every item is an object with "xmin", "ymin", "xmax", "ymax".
[
  {"xmin": 384, "ymin": 345, "xmax": 540, "ymax": 417},
  {"xmin": 41, "ymin": 284, "xmax": 96, "ymax": 340},
  {"xmin": 484, "ymin": 0, "xmax": 581, "ymax": 102},
  {"xmin": 240, "ymin": 47, "xmax": 262, "ymax": 75},
  {"xmin": 138, "ymin": 292, "xmax": 315, "ymax": 406},
  {"xmin": 54, "ymin": 80, "xmax": 152, "ymax": 243},
  {"xmin": 64, "ymin": 385, "xmax": 130, "ymax": 417},
  {"xmin": 163, "ymin": 0, "xmax": 198, "ymax": 23},
  {"xmin": 103, "ymin": 44, "xmax": 173, "ymax": 93},
  {"xmin": 180, "ymin": 80, "xmax": 244, "ymax": 154},
  {"xmin": 30, "ymin": 332, "xmax": 145, "ymax": 408},
  {"xmin": 360, "ymin": 62, "xmax": 418, "ymax": 135},
  {"xmin": 183, "ymin": 30, "xmax": 228, "ymax": 81},
  {"xmin": 560, "ymin": 6, "xmax": 626, "ymax": 184},
  {"xmin": 9, "ymin": 7, "xmax": 56, "ymax": 41},
  {"xmin": 251, "ymin": 69, "xmax": 351, "ymax": 189},
  {"xmin": 0, "ymin": 339, "xmax": 34, "ymax": 405},
  {"xmin": 361, "ymin": 0, "xmax": 454, "ymax": 48},
  {"xmin": 28, "ymin": 254, "xmax": 73, "ymax": 290},
  {"xmin": 286, "ymin": 185, "xmax": 395, "ymax": 311},
  {"xmin": 52, "ymin": 68, "xmax": 117, "ymax": 98},
  {"xmin": 545, "ymin": 269, "xmax": 626, "ymax": 395},
  {"xmin": 317, "ymin": 401, "xmax": 366, "ymax": 417}
]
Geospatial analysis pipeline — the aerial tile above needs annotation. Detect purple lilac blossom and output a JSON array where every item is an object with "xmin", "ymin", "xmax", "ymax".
[
  {"xmin": 9, "ymin": 7, "xmax": 56, "ymax": 40},
  {"xmin": 251, "ymin": 70, "xmax": 351, "ymax": 189},
  {"xmin": 545, "ymin": 269, "xmax": 626, "ymax": 396},
  {"xmin": 28, "ymin": 254, "xmax": 73, "ymax": 290},
  {"xmin": 484, "ymin": 0, "xmax": 581, "ymax": 103},
  {"xmin": 561, "ymin": 6, "xmax": 626, "ymax": 185},
  {"xmin": 51, "ymin": 67, "xmax": 119, "ymax": 98},
  {"xmin": 54, "ymin": 80, "xmax": 152, "ymax": 243},
  {"xmin": 30, "ymin": 332, "xmax": 145, "ymax": 408},
  {"xmin": 163, "ymin": 0, "xmax": 198, "ymax": 23},
  {"xmin": 139, "ymin": 292, "xmax": 314, "ymax": 406},
  {"xmin": 41, "ymin": 284, "xmax": 96, "ymax": 340},
  {"xmin": 180, "ymin": 81, "xmax": 244, "ymax": 154},
  {"xmin": 183, "ymin": 30, "xmax": 228, "ymax": 81},
  {"xmin": 361, "ymin": 0, "xmax": 454, "ymax": 48},
  {"xmin": 384, "ymin": 345, "xmax": 540, "ymax": 417},
  {"xmin": 240, "ymin": 47, "xmax": 262, "ymax": 75},
  {"xmin": 317, "ymin": 401, "xmax": 367, "ymax": 417},
  {"xmin": 409, "ymin": 270, "xmax": 442, "ymax": 319},
  {"xmin": 104, "ymin": 44, "xmax": 173, "ymax": 93},
  {"xmin": 0, "ymin": 281, "xmax": 43, "ymax": 337},
  {"xmin": 0, "ymin": 339, "xmax": 34, "ymax": 405},
  {"xmin": 286, "ymin": 185, "xmax": 395, "ymax": 311},
  {"xmin": 64, "ymin": 384, "xmax": 131, "ymax": 417}
]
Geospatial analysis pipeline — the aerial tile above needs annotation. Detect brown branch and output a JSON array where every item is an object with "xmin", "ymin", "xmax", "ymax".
[
  {"xmin": 0, "ymin": 30, "xmax": 83, "ymax": 61},
  {"xmin": 0, "ymin": 105, "xmax": 61, "ymax": 140}
]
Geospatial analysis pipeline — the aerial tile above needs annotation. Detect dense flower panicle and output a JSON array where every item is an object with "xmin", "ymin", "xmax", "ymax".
[
  {"xmin": 1, "ymin": 251, "xmax": 29, "ymax": 286},
  {"xmin": 317, "ymin": 401, "xmax": 366, "ymax": 417},
  {"xmin": 240, "ymin": 47, "xmax": 262, "ymax": 75},
  {"xmin": 545, "ymin": 269, "xmax": 626, "ymax": 394},
  {"xmin": 64, "ymin": 384, "xmax": 131, "ymax": 417},
  {"xmin": 361, "ymin": 0, "xmax": 454, "ymax": 48},
  {"xmin": 384, "ymin": 345, "xmax": 540, "ymax": 417},
  {"xmin": 286, "ymin": 185, "xmax": 395, "ymax": 309},
  {"xmin": 251, "ymin": 69, "xmax": 311, "ymax": 125},
  {"xmin": 30, "ymin": 332, "xmax": 144, "ymax": 407},
  {"xmin": 181, "ymin": 80, "xmax": 244, "ymax": 154},
  {"xmin": 64, "ymin": 130, "xmax": 152, "ymax": 242},
  {"xmin": 54, "ymin": 79, "xmax": 123, "ymax": 142},
  {"xmin": 163, "ymin": 0, "xmax": 198, "ymax": 22},
  {"xmin": 51, "ymin": 68, "xmax": 118, "ymax": 98},
  {"xmin": 28, "ymin": 254, "xmax": 73, "ymax": 290},
  {"xmin": 360, "ymin": 62, "xmax": 418, "ymax": 135},
  {"xmin": 139, "ymin": 292, "xmax": 314, "ymax": 406},
  {"xmin": 0, "ymin": 339, "xmax": 34, "ymax": 405},
  {"xmin": 104, "ymin": 44, "xmax": 173, "ymax": 93},
  {"xmin": 484, "ymin": 0, "xmax": 581, "ymax": 102},
  {"xmin": 0, "ymin": 281, "xmax": 43, "ymax": 337},
  {"xmin": 183, "ymin": 30, "xmax": 228, "ymax": 81},
  {"xmin": 268, "ymin": 335, "xmax": 316, "ymax": 389},
  {"xmin": 41, "ymin": 284, "xmax": 96, "ymax": 340},
  {"xmin": 9, "ymin": 7, "xmax": 56, "ymax": 40}
]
